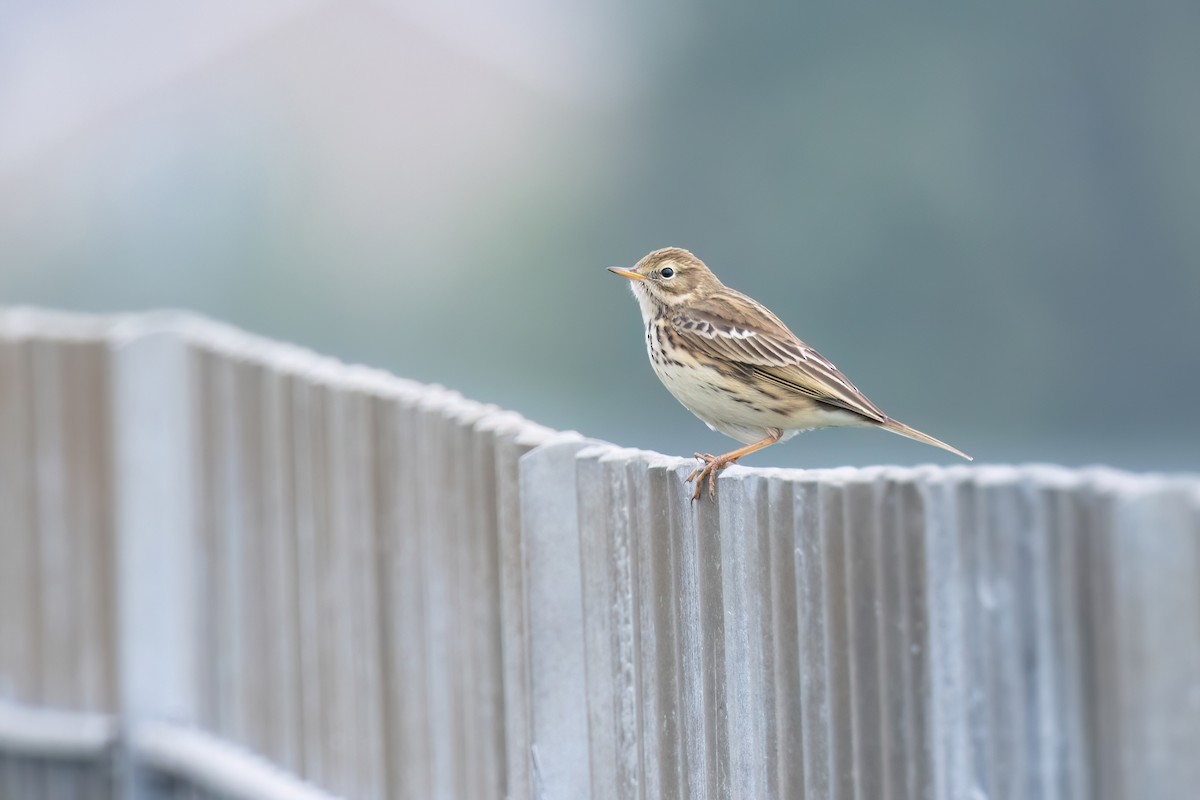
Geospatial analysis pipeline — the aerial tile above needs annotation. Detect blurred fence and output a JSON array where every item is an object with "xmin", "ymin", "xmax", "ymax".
[{"xmin": 1, "ymin": 309, "xmax": 1198, "ymax": 800}]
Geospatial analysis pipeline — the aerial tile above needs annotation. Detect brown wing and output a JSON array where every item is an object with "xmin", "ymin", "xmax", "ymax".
[{"xmin": 669, "ymin": 291, "xmax": 888, "ymax": 424}]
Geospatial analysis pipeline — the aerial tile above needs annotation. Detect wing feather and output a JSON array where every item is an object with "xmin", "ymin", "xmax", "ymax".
[{"xmin": 669, "ymin": 292, "xmax": 888, "ymax": 424}]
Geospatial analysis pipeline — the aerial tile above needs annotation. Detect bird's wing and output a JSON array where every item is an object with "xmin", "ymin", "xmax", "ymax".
[{"xmin": 669, "ymin": 292, "xmax": 888, "ymax": 424}]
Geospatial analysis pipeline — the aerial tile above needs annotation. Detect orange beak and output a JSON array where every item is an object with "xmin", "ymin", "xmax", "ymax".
[{"xmin": 607, "ymin": 267, "xmax": 646, "ymax": 282}]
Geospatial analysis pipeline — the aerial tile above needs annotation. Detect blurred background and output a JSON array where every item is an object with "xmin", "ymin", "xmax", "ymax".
[{"xmin": 2, "ymin": 1, "xmax": 1197, "ymax": 471}]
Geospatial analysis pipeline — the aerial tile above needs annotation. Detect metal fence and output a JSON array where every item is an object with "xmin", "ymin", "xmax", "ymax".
[{"xmin": 1, "ymin": 308, "xmax": 1198, "ymax": 800}]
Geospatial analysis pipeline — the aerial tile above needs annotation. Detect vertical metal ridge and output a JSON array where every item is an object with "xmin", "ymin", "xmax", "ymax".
[
  {"xmin": 1025, "ymin": 473, "xmax": 1085, "ymax": 800},
  {"xmin": 309, "ymin": 380, "xmax": 344, "ymax": 795},
  {"xmin": 841, "ymin": 471, "xmax": 885, "ymax": 800},
  {"xmin": 872, "ymin": 471, "xmax": 905, "ymax": 800},
  {"xmin": 260, "ymin": 363, "xmax": 302, "ymax": 776},
  {"xmin": 921, "ymin": 470, "xmax": 970, "ymax": 800},
  {"xmin": 237, "ymin": 360, "xmax": 269, "ymax": 761},
  {"xmin": 412, "ymin": 393, "xmax": 464, "ymax": 800},
  {"xmin": 820, "ymin": 473, "xmax": 856, "ymax": 800},
  {"xmin": 635, "ymin": 459, "xmax": 684, "ymax": 800},
  {"xmin": 519, "ymin": 437, "xmax": 595, "ymax": 800},
  {"xmin": 793, "ymin": 474, "xmax": 833, "ymax": 800},
  {"xmin": 1052, "ymin": 479, "xmax": 1095, "ymax": 800},
  {"xmin": 110, "ymin": 328, "xmax": 203, "ymax": 800},
  {"xmin": 975, "ymin": 474, "xmax": 1031, "ymax": 800},
  {"xmin": 286, "ymin": 359, "xmax": 325, "ymax": 789},
  {"xmin": 717, "ymin": 472, "xmax": 775, "ymax": 798},
  {"xmin": 1108, "ymin": 481, "xmax": 1200, "ymax": 800},
  {"xmin": 694, "ymin": 466, "xmax": 728, "ymax": 799},
  {"xmin": 883, "ymin": 471, "xmax": 934, "ymax": 800},
  {"xmin": 0, "ymin": 336, "xmax": 37, "ymax": 706},
  {"xmin": 346, "ymin": 384, "xmax": 388, "ymax": 799},
  {"xmin": 663, "ymin": 463, "xmax": 718, "ymax": 800},
  {"xmin": 463, "ymin": 408, "xmax": 512, "ymax": 800},
  {"xmin": 31, "ymin": 338, "xmax": 71, "ymax": 710},
  {"xmin": 377, "ymin": 388, "xmax": 434, "ymax": 800},
  {"xmin": 574, "ymin": 445, "xmax": 673, "ymax": 800},
  {"xmin": 444, "ymin": 400, "xmax": 488, "ymax": 800},
  {"xmin": 62, "ymin": 339, "xmax": 117, "ymax": 714},
  {"xmin": 953, "ymin": 471, "xmax": 993, "ymax": 800},
  {"xmin": 765, "ymin": 476, "xmax": 802, "ymax": 800},
  {"xmin": 575, "ymin": 446, "xmax": 623, "ymax": 800},
  {"xmin": 491, "ymin": 420, "xmax": 570, "ymax": 800}
]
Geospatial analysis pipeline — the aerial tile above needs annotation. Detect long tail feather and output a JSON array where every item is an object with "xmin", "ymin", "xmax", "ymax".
[{"xmin": 879, "ymin": 418, "xmax": 972, "ymax": 461}]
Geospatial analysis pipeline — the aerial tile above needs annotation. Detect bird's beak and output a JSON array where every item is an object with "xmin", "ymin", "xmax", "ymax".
[{"xmin": 607, "ymin": 267, "xmax": 646, "ymax": 282}]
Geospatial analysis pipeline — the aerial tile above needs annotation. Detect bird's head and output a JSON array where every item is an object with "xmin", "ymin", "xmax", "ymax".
[{"xmin": 608, "ymin": 247, "xmax": 721, "ymax": 320}]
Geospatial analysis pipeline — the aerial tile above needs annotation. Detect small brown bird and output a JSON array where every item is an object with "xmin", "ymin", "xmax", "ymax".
[{"xmin": 608, "ymin": 247, "xmax": 971, "ymax": 500}]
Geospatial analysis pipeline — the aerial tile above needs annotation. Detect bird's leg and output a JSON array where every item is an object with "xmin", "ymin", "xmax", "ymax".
[{"xmin": 686, "ymin": 432, "xmax": 782, "ymax": 501}]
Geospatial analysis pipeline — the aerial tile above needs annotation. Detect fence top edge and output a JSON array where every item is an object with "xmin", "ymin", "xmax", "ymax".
[
  {"xmin": 0, "ymin": 305, "xmax": 126, "ymax": 341},
  {"xmin": 1, "ymin": 307, "xmax": 559, "ymax": 437},
  {"xmin": 711, "ymin": 461, "xmax": 1200, "ymax": 497},
  {"xmin": 5, "ymin": 308, "xmax": 1197, "ymax": 490},
  {"xmin": 575, "ymin": 441, "xmax": 694, "ymax": 470}
]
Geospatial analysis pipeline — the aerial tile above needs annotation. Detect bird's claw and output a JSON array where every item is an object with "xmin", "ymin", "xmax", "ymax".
[{"xmin": 686, "ymin": 452, "xmax": 725, "ymax": 501}]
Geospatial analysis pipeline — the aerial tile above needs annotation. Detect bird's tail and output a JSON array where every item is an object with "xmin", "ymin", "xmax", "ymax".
[{"xmin": 879, "ymin": 418, "xmax": 973, "ymax": 461}]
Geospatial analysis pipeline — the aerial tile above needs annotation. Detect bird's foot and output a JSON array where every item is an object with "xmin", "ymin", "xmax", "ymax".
[{"xmin": 686, "ymin": 452, "xmax": 735, "ymax": 501}]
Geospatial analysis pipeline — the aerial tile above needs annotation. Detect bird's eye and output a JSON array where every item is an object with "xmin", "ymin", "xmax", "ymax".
[{"xmin": 661, "ymin": 267, "xmax": 675, "ymax": 279}]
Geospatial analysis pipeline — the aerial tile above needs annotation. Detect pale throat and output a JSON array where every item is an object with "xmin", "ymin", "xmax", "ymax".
[
  {"xmin": 631, "ymin": 284, "xmax": 693, "ymax": 326},
  {"xmin": 631, "ymin": 284, "xmax": 660, "ymax": 325}
]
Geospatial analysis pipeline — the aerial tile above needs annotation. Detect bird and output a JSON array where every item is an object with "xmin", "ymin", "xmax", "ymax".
[{"xmin": 608, "ymin": 247, "xmax": 971, "ymax": 500}]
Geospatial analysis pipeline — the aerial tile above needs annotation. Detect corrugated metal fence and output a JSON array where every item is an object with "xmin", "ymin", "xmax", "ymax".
[{"xmin": 1, "ymin": 309, "xmax": 1198, "ymax": 800}]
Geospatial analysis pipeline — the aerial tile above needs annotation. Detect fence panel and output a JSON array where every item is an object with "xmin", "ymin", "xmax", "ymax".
[{"xmin": 1, "ymin": 309, "xmax": 1198, "ymax": 800}]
